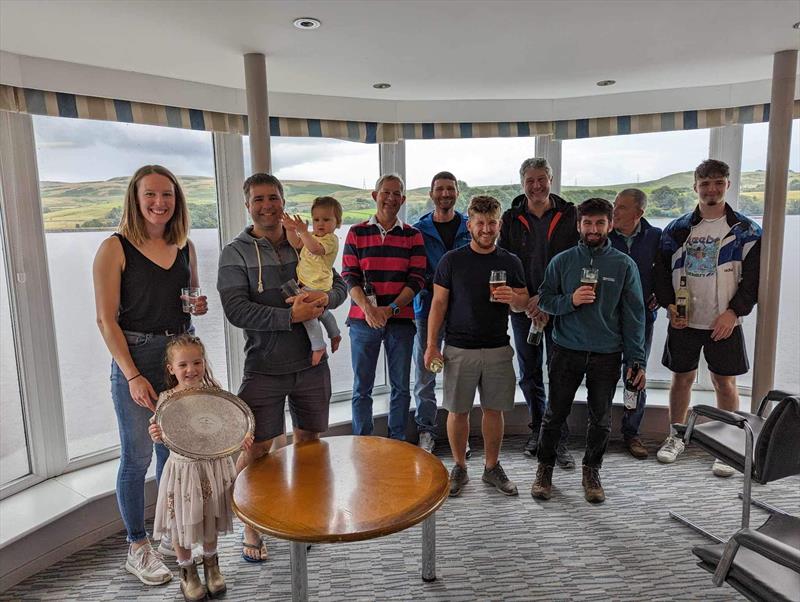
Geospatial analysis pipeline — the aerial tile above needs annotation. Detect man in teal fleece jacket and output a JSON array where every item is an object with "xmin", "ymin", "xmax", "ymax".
[{"xmin": 532, "ymin": 198, "xmax": 646, "ymax": 504}]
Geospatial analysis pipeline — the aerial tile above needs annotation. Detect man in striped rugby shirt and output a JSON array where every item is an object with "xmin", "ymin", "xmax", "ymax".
[{"xmin": 342, "ymin": 174, "xmax": 427, "ymax": 440}]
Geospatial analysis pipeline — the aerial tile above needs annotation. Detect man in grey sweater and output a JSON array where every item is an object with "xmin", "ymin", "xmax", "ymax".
[{"xmin": 217, "ymin": 173, "xmax": 347, "ymax": 561}]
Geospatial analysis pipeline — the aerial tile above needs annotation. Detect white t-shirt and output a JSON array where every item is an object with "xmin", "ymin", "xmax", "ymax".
[{"xmin": 683, "ymin": 216, "xmax": 730, "ymax": 329}]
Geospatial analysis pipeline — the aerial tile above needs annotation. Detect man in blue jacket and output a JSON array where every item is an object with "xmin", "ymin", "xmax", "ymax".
[
  {"xmin": 532, "ymin": 198, "xmax": 646, "ymax": 504},
  {"xmin": 412, "ymin": 171, "xmax": 472, "ymax": 453},
  {"xmin": 609, "ymin": 189, "xmax": 661, "ymax": 459}
]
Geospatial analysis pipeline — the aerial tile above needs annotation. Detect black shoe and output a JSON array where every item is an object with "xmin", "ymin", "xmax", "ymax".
[
  {"xmin": 449, "ymin": 464, "xmax": 469, "ymax": 497},
  {"xmin": 481, "ymin": 462, "xmax": 518, "ymax": 496},
  {"xmin": 556, "ymin": 444, "xmax": 575, "ymax": 469},
  {"xmin": 523, "ymin": 432, "xmax": 539, "ymax": 458},
  {"xmin": 465, "ymin": 441, "xmax": 472, "ymax": 459}
]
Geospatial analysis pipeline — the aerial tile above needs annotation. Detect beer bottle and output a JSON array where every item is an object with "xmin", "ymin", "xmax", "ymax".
[
  {"xmin": 527, "ymin": 320, "xmax": 543, "ymax": 346},
  {"xmin": 675, "ymin": 276, "xmax": 690, "ymax": 320},
  {"xmin": 624, "ymin": 362, "xmax": 641, "ymax": 410}
]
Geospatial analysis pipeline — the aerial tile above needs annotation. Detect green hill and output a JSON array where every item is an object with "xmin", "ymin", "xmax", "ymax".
[{"xmin": 39, "ymin": 170, "xmax": 800, "ymax": 231}]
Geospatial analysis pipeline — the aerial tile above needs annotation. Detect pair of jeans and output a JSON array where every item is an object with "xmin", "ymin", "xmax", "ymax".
[
  {"xmin": 509, "ymin": 313, "xmax": 568, "ymax": 446},
  {"xmin": 412, "ymin": 317, "xmax": 444, "ymax": 434},
  {"xmin": 111, "ymin": 331, "xmax": 171, "ymax": 543},
  {"xmin": 350, "ymin": 319, "xmax": 416, "ymax": 440},
  {"xmin": 538, "ymin": 344, "xmax": 622, "ymax": 469},
  {"xmin": 620, "ymin": 319, "xmax": 654, "ymax": 439}
]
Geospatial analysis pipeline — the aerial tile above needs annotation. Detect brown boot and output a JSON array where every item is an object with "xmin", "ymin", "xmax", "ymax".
[
  {"xmin": 180, "ymin": 562, "xmax": 207, "ymax": 601},
  {"xmin": 202, "ymin": 553, "xmax": 226, "ymax": 598},
  {"xmin": 625, "ymin": 436, "xmax": 649, "ymax": 459},
  {"xmin": 531, "ymin": 463, "xmax": 553, "ymax": 500},
  {"xmin": 582, "ymin": 465, "xmax": 605, "ymax": 504}
]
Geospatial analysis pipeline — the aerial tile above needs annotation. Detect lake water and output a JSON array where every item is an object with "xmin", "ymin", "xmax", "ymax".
[{"xmin": 2, "ymin": 217, "xmax": 798, "ymax": 481}]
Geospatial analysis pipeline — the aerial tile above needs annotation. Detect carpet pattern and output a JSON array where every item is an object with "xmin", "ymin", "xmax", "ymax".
[{"xmin": 3, "ymin": 436, "xmax": 798, "ymax": 601}]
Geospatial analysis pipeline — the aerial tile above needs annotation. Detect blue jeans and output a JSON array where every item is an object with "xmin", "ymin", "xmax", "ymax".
[
  {"xmin": 509, "ymin": 313, "xmax": 568, "ymax": 446},
  {"xmin": 412, "ymin": 317, "xmax": 444, "ymax": 434},
  {"xmin": 111, "ymin": 331, "xmax": 171, "ymax": 544},
  {"xmin": 350, "ymin": 319, "xmax": 416, "ymax": 440},
  {"xmin": 539, "ymin": 345, "xmax": 622, "ymax": 469},
  {"xmin": 620, "ymin": 320, "xmax": 654, "ymax": 439}
]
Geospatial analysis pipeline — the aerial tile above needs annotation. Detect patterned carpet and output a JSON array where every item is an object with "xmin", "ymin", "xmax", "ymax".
[{"xmin": 3, "ymin": 435, "xmax": 799, "ymax": 601}]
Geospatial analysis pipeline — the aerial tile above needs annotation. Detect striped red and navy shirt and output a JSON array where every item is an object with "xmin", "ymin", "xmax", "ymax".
[{"xmin": 342, "ymin": 217, "xmax": 427, "ymax": 321}]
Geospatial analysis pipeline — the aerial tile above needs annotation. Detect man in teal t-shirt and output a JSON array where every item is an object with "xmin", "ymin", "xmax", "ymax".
[{"xmin": 532, "ymin": 198, "xmax": 646, "ymax": 504}]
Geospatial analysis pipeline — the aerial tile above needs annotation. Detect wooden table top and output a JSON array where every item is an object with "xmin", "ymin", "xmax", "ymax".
[{"xmin": 232, "ymin": 436, "xmax": 450, "ymax": 543}]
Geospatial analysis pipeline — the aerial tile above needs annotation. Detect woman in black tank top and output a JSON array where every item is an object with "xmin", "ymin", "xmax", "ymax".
[{"xmin": 92, "ymin": 165, "xmax": 207, "ymax": 585}]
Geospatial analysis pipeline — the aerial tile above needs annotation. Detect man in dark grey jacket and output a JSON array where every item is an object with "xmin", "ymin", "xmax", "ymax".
[{"xmin": 217, "ymin": 173, "xmax": 347, "ymax": 561}]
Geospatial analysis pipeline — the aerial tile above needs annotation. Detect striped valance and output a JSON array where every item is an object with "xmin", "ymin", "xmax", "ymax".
[{"xmin": 1, "ymin": 84, "xmax": 797, "ymax": 144}]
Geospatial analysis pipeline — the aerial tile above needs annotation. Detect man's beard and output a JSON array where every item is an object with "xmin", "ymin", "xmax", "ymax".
[
  {"xmin": 471, "ymin": 232, "xmax": 497, "ymax": 249},
  {"xmin": 581, "ymin": 233, "xmax": 607, "ymax": 247}
]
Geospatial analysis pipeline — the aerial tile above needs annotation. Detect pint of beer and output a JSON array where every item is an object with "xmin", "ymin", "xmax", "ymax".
[
  {"xmin": 489, "ymin": 270, "xmax": 506, "ymax": 302},
  {"xmin": 580, "ymin": 267, "xmax": 599, "ymax": 292}
]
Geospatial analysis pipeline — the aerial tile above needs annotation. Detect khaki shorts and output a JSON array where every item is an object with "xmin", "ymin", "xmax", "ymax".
[{"xmin": 442, "ymin": 344, "xmax": 516, "ymax": 414}]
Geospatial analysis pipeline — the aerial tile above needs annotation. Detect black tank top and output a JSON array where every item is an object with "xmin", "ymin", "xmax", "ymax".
[{"xmin": 115, "ymin": 233, "xmax": 192, "ymax": 334}]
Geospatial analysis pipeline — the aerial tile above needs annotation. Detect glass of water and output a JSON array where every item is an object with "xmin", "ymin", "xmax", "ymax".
[{"xmin": 181, "ymin": 287, "xmax": 201, "ymax": 313}]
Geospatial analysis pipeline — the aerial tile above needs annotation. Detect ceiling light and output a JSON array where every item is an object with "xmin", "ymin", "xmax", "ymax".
[
  {"xmin": 293, "ymin": 17, "xmax": 321, "ymax": 30},
  {"xmin": 373, "ymin": 82, "xmax": 391, "ymax": 89},
  {"xmin": 596, "ymin": 79, "xmax": 616, "ymax": 87},
  {"xmin": 793, "ymin": 21, "xmax": 800, "ymax": 29}
]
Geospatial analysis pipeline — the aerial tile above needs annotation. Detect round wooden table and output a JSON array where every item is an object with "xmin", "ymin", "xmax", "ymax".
[{"xmin": 233, "ymin": 435, "xmax": 450, "ymax": 601}]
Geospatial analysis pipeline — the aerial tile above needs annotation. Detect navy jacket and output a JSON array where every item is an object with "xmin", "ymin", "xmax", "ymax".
[{"xmin": 608, "ymin": 217, "xmax": 661, "ymax": 325}]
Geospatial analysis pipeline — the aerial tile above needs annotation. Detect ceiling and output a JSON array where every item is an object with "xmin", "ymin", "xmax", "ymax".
[{"xmin": 1, "ymin": 0, "xmax": 798, "ymax": 103}]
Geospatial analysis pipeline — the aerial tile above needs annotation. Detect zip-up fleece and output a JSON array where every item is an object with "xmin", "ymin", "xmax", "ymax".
[
  {"xmin": 539, "ymin": 239, "xmax": 646, "ymax": 368},
  {"xmin": 217, "ymin": 227, "xmax": 347, "ymax": 375},
  {"xmin": 654, "ymin": 204, "xmax": 761, "ymax": 320},
  {"xmin": 412, "ymin": 210, "xmax": 471, "ymax": 319},
  {"xmin": 499, "ymin": 193, "xmax": 579, "ymax": 295},
  {"xmin": 608, "ymin": 217, "xmax": 662, "ymax": 325}
]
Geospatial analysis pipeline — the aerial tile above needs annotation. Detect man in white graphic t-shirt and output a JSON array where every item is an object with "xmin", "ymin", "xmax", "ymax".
[{"xmin": 653, "ymin": 159, "xmax": 762, "ymax": 477}]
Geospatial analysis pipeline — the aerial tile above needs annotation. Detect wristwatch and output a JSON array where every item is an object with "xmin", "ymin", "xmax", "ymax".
[{"xmin": 389, "ymin": 302, "xmax": 400, "ymax": 316}]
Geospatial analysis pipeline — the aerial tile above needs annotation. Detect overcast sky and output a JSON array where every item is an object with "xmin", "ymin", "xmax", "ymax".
[{"xmin": 33, "ymin": 115, "xmax": 797, "ymax": 190}]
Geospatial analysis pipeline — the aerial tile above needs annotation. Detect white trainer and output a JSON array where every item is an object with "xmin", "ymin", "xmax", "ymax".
[
  {"xmin": 157, "ymin": 536, "xmax": 203, "ymax": 564},
  {"xmin": 418, "ymin": 431, "xmax": 435, "ymax": 454},
  {"xmin": 712, "ymin": 459, "xmax": 736, "ymax": 477},
  {"xmin": 125, "ymin": 541, "xmax": 172, "ymax": 585},
  {"xmin": 656, "ymin": 435, "xmax": 685, "ymax": 464}
]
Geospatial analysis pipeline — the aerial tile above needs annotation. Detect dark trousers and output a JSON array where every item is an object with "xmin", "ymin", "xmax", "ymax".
[
  {"xmin": 538, "ymin": 344, "xmax": 622, "ymax": 469},
  {"xmin": 509, "ymin": 313, "xmax": 568, "ymax": 446}
]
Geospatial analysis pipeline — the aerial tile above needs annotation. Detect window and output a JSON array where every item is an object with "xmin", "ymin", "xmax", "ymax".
[
  {"xmin": 0, "ymin": 216, "xmax": 30, "ymax": 486},
  {"xmin": 243, "ymin": 136, "xmax": 381, "ymax": 396},
  {"xmin": 32, "ymin": 116, "xmax": 225, "ymax": 459},
  {"xmin": 562, "ymin": 129, "xmax": 711, "ymax": 385},
  {"xmin": 740, "ymin": 120, "xmax": 800, "ymax": 393}
]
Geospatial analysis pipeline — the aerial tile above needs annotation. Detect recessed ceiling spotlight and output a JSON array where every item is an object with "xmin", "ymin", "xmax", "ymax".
[
  {"xmin": 373, "ymin": 82, "xmax": 391, "ymax": 89},
  {"xmin": 596, "ymin": 79, "xmax": 616, "ymax": 87},
  {"xmin": 293, "ymin": 17, "xmax": 321, "ymax": 30}
]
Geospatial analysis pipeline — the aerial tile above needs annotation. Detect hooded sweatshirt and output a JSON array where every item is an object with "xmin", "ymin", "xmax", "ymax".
[
  {"xmin": 538, "ymin": 239, "xmax": 646, "ymax": 368},
  {"xmin": 217, "ymin": 226, "xmax": 348, "ymax": 375}
]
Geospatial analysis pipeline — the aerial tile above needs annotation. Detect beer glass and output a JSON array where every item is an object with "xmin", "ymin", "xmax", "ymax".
[
  {"xmin": 280, "ymin": 279, "xmax": 302, "ymax": 299},
  {"xmin": 489, "ymin": 270, "xmax": 506, "ymax": 302},
  {"xmin": 580, "ymin": 267, "xmax": 599, "ymax": 293}
]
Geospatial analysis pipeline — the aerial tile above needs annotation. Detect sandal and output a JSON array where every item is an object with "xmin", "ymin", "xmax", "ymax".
[{"xmin": 241, "ymin": 537, "xmax": 268, "ymax": 563}]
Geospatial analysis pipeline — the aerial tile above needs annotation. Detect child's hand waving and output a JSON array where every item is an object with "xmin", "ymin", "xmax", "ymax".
[{"xmin": 282, "ymin": 213, "xmax": 308, "ymax": 233}]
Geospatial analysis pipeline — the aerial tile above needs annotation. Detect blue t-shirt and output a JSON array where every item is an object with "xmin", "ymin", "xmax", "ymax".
[{"xmin": 434, "ymin": 245, "xmax": 525, "ymax": 349}]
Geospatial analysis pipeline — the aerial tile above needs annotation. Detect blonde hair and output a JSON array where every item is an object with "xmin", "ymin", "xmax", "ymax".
[
  {"xmin": 311, "ymin": 196, "xmax": 343, "ymax": 227},
  {"xmin": 467, "ymin": 195, "xmax": 502, "ymax": 219},
  {"xmin": 118, "ymin": 165, "xmax": 189, "ymax": 247},
  {"xmin": 163, "ymin": 334, "xmax": 220, "ymax": 389}
]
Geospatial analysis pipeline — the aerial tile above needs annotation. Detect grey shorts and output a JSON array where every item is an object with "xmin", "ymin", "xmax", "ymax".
[
  {"xmin": 237, "ymin": 363, "xmax": 331, "ymax": 442},
  {"xmin": 442, "ymin": 345, "xmax": 517, "ymax": 414}
]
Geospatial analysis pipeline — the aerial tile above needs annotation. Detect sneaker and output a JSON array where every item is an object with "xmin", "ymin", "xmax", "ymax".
[
  {"xmin": 481, "ymin": 462, "xmax": 518, "ymax": 496},
  {"xmin": 712, "ymin": 459, "xmax": 736, "ymax": 478},
  {"xmin": 656, "ymin": 435, "xmax": 685, "ymax": 464},
  {"xmin": 531, "ymin": 463, "xmax": 554, "ymax": 500},
  {"xmin": 523, "ymin": 431, "xmax": 539, "ymax": 458},
  {"xmin": 582, "ymin": 465, "xmax": 606, "ymax": 504},
  {"xmin": 449, "ymin": 464, "xmax": 469, "ymax": 497},
  {"xmin": 624, "ymin": 436, "xmax": 649, "ymax": 460},
  {"xmin": 157, "ymin": 537, "xmax": 203, "ymax": 564},
  {"xmin": 418, "ymin": 431, "xmax": 435, "ymax": 454},
  {"xmin": 465, "ymin": 440, "xmax": 472, "ymax": 460},
  {"xmin": 556, "ymin": 444, "xmax": 576, "ymax": 469},
  {"xmin": 125, "ymin": 541, "xmax": 172, "ymax": 586}
]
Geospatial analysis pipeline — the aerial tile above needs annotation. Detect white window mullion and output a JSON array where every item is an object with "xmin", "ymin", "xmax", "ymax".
[{"xmin": 0, "ymin": 111, "xmax": 67, "ymax": 486}]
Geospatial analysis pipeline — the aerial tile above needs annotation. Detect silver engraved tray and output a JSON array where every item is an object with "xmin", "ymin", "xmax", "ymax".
[{"xmin": 155, "ymin": 387, "xmax": 255, "ymax": 460}]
